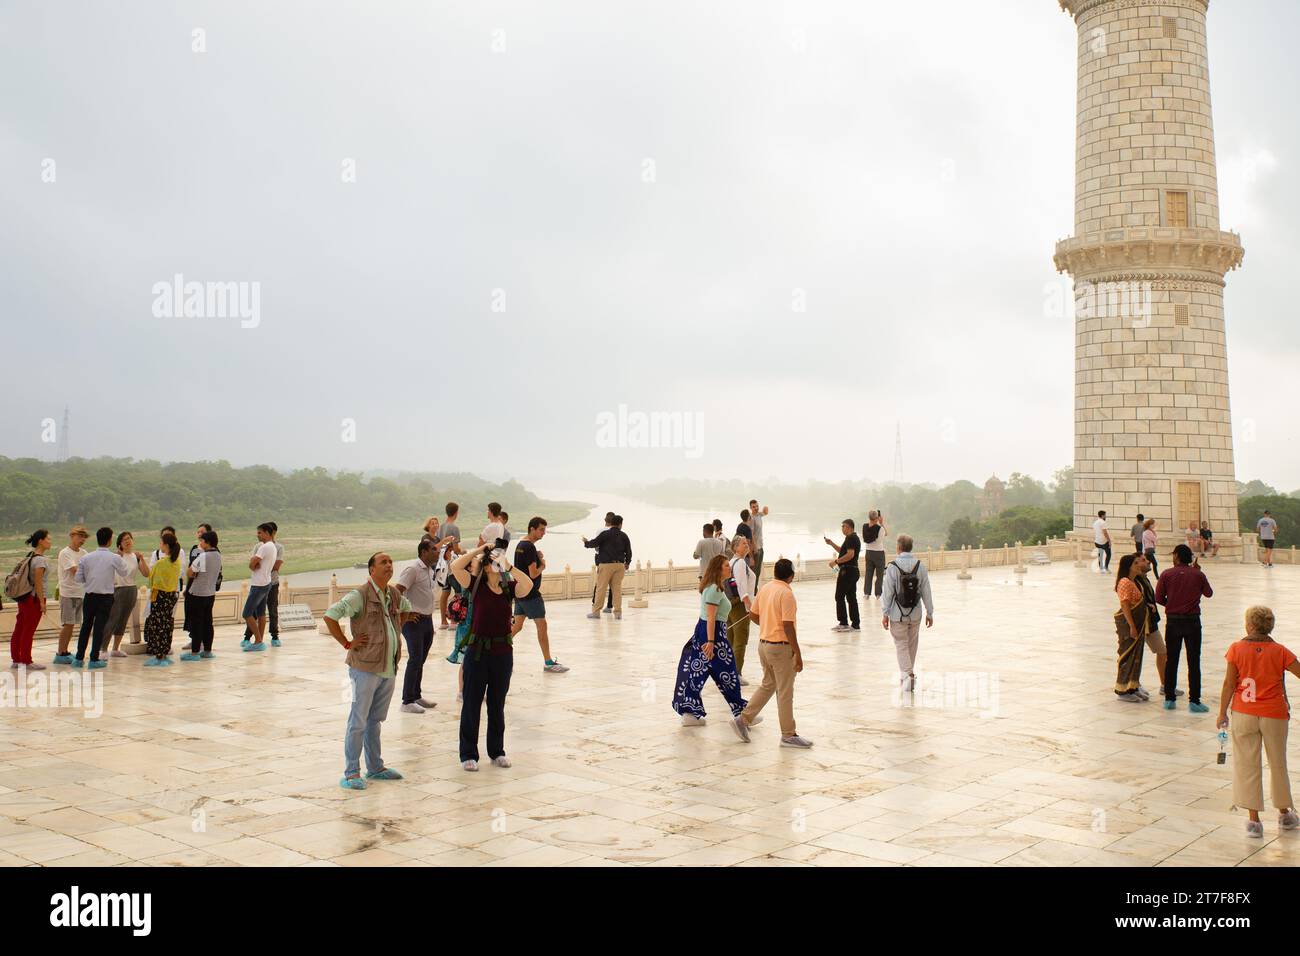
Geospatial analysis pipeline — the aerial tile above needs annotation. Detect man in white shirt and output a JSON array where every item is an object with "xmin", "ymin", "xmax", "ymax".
[
  {"xmin": 1093, "ymin": 510, "xmax": 1112, "ymax": 572},
  {"xmin": 244, "ymin": 521, "xmax": 285, "ymax": 646},
  {"xmin": 395, "ymin": 539, "xmax": 440, "ymax": 713},
  {"xmin": 52, "ymin": 525, "xmax": 90, "ymax": 664},
  {"xmin": 479, "ymin": 501, "xmax": 505, "ymax": 548},
  {"xmin": 242, "ymin": 523, "xmax": 279, "ymax": 651}
]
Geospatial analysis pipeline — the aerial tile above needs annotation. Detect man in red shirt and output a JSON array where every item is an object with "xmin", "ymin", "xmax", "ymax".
[{"xmin": 1155, "ymin": 544, "xmax": 1213, "ymax": 712}]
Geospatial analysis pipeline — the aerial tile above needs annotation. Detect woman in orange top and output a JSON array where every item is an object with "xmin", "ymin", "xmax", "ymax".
[
  {"xmin": 1216, "ymin": 605, "xmax": 1300, "ymax": 838},
  {"xmin": 1113, "ymin": 553, "xmax": 1148, "ymax": 702}
]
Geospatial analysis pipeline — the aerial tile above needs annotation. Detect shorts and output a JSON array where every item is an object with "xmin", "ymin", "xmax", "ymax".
[
  {"xmin": 1262, "ymin": 539, "xmax": 1276, "ymax": 550},
  {"xmin": 60, "ymin": 596, "xmax": 84, "ymax": 628},
  {"xmin": 514, "ymin": 593, "xmax": 545, "ymax": 620},
  {"xmin": 1144, "ymin": 628, "xmax": 1166, "ymax": 656},
  {"xmin": 242, "ymin": 583, "xmax": 273, "ymax": 619}
]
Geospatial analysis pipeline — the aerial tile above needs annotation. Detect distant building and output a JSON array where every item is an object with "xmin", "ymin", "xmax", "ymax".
[{"xmin": 980, "ymin": 475, "xmax": 1005, "ymax": 521}]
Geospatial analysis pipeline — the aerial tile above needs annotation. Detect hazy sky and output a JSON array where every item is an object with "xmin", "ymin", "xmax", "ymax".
[{"xmin": 2, "ymin": 0, "xmax": 1296, "ymax": 491}]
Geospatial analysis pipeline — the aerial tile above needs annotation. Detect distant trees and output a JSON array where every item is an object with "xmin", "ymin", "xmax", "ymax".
[
  {"xmin": 948, "ymin": 506, "xmax": 1072, "ymax": 550},
  {"xmin": 1238, "ymin": 495, "xmax": 1299, "ymax": 539},
  {"xmin": 0, "ymin": 457, "xmax": 580, "ymax": 533}
]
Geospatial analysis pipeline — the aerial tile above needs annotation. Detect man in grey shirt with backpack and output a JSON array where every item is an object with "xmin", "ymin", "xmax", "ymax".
[{"xmin": 881, "ymin": 534, "xmax": 934, "ymax": 694}]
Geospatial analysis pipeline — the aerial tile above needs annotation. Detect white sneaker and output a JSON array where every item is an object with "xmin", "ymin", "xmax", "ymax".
[
  {"xmin": 781, "ymin": 735, "xmax": 814, "ymax": 748},
  {"xmin": 416, "ymin": 698, "xmax": 437, "ymax": 709},
  {"xmin": 27, "ymin": 661, "xmax": 46, "ymax": 671},
  {"xmin": 831, "ymin": 624, "xmax": 850, "ymax": 632},
  {"xmin": 586, "ymin": 613, "xmax": 601, "ymax": 619},
  {"xmin": 731, "ymin": 715, "xmax": 751, "ymax": 743},
  {"xmin": 1116, "ymin": 692, "xmax": 1143, "ymax": 703},
  {"xmin": 1246, "ymin": 820, "xmax": 1263, "ymax": 838},
  {"xmin": 748, "ymin": 713, "xmax": 763, "ymax": 726},
  {"xmin": 544, "ymin": 661, "xmax": 570, "ymax": 673},
  {"xmin": 109, "ymin": 650, "xmax": 127, "ymax": 658},
  {"xmin": 400, "ymin": 703, "xmax": 425, "ymax": 714},
  {"xmin": 1280, "ymin": 810, "xmax": 1300, "ymax": 830},
  {"xmin": 681, "ymin": 714, "xmax": 706, "ymax": 727},
  {"xmin": 462, "ymin": 759, "xmax": 478, "ymax": 772},
  {"xmin": 492, "ymin": 756, "xmax": 512, "ymax": 768},
  {"xmin": 1134, "ymin": 688, "xmax": 1151, "ymax": 701}
]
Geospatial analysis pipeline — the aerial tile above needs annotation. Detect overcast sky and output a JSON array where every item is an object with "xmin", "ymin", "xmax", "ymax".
[{"xmin": 2, "ymin": 0, "xmax": 1296, "ymax": 491}]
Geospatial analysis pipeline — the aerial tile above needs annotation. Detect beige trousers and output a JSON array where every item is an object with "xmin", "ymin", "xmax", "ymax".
[
  {"xmin": 1231, "ymin": 711, "xmax": 1294, "ymax": 812},
  {"xmin": 889, "ymin": 616, "xmax": 922, "ymax": 675},
  {"xmin": 592, "ymin": 563, "xmax": 625, "ymax": 614},
  {"xmin": 741, "ymin": 641, "xmax": 796, "ymax": 737}
]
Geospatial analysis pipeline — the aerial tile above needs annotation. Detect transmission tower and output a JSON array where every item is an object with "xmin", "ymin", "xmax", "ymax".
[{"xmin": 58, "ymin": 406, "xmax": 70, "ymax": 462}]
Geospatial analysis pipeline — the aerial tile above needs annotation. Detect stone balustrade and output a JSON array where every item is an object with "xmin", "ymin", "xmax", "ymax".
[{"xmin": 5, "ymin": 531, "xmax": 1267, "ymax": 640}]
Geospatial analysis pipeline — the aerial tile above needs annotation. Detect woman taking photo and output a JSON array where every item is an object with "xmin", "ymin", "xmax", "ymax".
[
  {"xmin": 1217, "ymin": 606, "xmax": 1300, "ymax": 837},
  {"xmin": 1113, "ymin": 552, "xmax": 1149, "ymax": 703},
  {"xmin": 8, "ymin": 529, "xmax": 51, "ymax": 670},
  {"xmin": 672, "ymin": 554, "xmax": 750, "ymax": 740},
  {"xmin": 143, "ymin": 531, "xmax": 182, "ymax": 666},
  {"xmin": 105, "ymin": 531, "xmax": 149, "ymax": 658},
  {"xmin": 728, "ymin": 535, "xmax": 757, "ymax": 686},
  {"xmin": 450, "ymin": 540, "xmax": 534, "ymax": 772}
]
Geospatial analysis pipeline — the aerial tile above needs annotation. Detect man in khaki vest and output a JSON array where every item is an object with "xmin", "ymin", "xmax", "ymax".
[{"xmin": 324, "ymin": 551, "xmax": 414, "ymax": 790}]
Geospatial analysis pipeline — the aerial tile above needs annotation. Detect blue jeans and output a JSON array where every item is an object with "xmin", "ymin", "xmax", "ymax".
[
  {"xmin": 242, "ymin": 583, "xmax": 273, "ymax": 619},
  {"xmin": 344, "ymin": 666, "xmax": 396, "ymax": 777}
]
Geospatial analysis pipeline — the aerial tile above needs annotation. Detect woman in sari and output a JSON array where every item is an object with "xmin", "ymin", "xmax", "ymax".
[
  {"xmin": 1114, "ymin": 552, "xmax": 1149, "ymax": 702},
  {"xmin": 672, "ymin": 554, "xmax": 750, "ymax": 740}
]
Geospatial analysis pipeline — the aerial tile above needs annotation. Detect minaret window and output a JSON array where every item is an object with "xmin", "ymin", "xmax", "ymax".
[{"xmin": 1162, "ymin": 17, "xmax": 1178, "ymax": 39}]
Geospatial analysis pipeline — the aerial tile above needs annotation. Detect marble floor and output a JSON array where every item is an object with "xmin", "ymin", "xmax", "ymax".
[{"xmin": 3, "ymin": 559, "xmax": 1299, "ymax": 867}]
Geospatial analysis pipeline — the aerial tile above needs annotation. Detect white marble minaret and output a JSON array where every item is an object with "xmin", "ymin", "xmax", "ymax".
[{"xmin": 1055, "ymin": 0, "xmax": 1244, "ymax": 553}]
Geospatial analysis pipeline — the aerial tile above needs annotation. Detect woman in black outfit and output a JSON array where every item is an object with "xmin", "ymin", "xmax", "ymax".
[{"xmin": 450, "ymin": 540, "xmax": 534, "ymax": 772}]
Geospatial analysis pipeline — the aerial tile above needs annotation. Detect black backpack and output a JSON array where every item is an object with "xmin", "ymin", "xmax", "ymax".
[{"xmin": 891, "ymin": 560, "xmax": 923, "ymax": 616}]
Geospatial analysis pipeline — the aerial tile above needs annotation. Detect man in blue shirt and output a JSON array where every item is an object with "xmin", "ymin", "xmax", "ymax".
[{"xmin": 1258, "ymin": 511, "xmax": 1278, "ymax": 568}]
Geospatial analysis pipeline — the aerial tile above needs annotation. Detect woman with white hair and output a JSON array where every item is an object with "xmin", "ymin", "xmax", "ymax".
[{"xmin": 1218, "ymin": 605, "xmax": 1300, "ymax": 837}]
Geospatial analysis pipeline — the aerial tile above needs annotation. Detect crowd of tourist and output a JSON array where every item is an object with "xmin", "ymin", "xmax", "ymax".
[
  {"xmin": 1094, "ymin": 506, "xmax": 1297, "ymax": 837},
  {"xmin": 4, "ymin": 498, "xmax": 1296, "ymax": 836}
]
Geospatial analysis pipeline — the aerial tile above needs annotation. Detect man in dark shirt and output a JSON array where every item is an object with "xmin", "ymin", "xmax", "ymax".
[
  {"xmin": 823, "ymin": 519, "xmax": 861, "ymax": 632},
  {"xmin": 736, "ymin": 509, "xmax": 754, "ymax": 545},
  {"xmin": 512, "ymin": 517, "xmax": 567, "ymax": 674},
  {"xmin": 583, "ymin": 513, "xmax": 627, "ymax": 619},
  {"xmin": 1155, "ymin": 544, "xmax": 1213, "ymax": 711}
]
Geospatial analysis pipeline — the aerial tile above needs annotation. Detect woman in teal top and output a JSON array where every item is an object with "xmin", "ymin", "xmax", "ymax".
[{"xmin": 672, "ymin": 554, "xmax": 750, "ymax": 739}]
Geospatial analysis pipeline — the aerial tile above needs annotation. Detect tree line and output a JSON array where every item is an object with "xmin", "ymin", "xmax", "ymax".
[{"xmin": 0, "ymin": 457, "xmax": 586, "ymax": 533}]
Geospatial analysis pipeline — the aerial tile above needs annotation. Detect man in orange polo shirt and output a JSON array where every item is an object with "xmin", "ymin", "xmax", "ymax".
[{"xmin": 739, "ymin": 558, "xmax": 812, "ymax": 748}]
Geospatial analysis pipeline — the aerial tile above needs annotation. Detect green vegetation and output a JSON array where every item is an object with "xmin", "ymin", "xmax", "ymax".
[
  {"xmin": 0, "ymin": 457, "xmax": 590, "ymax": 578},
  {"xmin": 946, "ymin": 507, "xmax": 1073, "ymax": 550}
]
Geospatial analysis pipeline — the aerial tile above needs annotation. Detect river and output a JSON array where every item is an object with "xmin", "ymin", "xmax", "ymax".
[{"xmin": 271, "ymin": 488, "xmax": 843, "ymax": 589}]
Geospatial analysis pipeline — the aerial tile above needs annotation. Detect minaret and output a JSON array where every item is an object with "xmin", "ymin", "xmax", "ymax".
[{"xmin": 1054, "ymin": 0, "xmax": 1244, "ymax": 556}]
